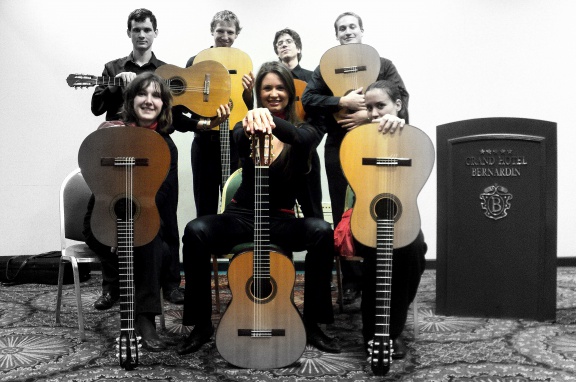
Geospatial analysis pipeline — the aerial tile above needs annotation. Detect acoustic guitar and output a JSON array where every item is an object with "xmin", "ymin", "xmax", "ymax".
[
  {"xmin": 339, "ymin": 123, "xmax": 434, "ymax": 375},
  {"xmin": 193, "ymin": 47, "xmax": 253, "ymax": 187},
  {"xmin": 319, "ymin": 44, "xmax": 381, "ymax": 121},
  {"xmin": 215, "ymin": 132, "xmax": 306, "ymax": 369},
  {"xmin": 66, "ymin": 60, "xmax": 231, "ymax": 117},
  {"xmin": 78, "ymin": 126, "xmax": 170, "ymax": 370}
]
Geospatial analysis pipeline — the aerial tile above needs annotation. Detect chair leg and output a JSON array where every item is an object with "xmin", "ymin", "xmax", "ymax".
[
  {"xmin": 69, "ymin": 257, "xmax": 86, "ymax": 342},
  {"xmin": 412, "ymin": 297, "xmax": 419, "ymax": 340},
  {"xmin": 335, "ymin": 256, "xmax": 344, "ymax": 313},
  {"xmin": 212, "ymin": 255, "xmax": 221, "ymax": 314},
  {"xmin": 55, "ymin": 256, "xmax": 66, "ymax": 325}
]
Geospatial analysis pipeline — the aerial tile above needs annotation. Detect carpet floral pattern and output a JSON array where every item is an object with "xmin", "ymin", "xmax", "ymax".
[{"xmin": 1, "ymin": 268, "xmax": 576, "ymax": 381}]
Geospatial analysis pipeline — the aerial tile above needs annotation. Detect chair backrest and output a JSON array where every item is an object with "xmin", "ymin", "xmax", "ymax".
[
  {"xmin": 220, "ymin": 168, "xmax": 243, "ymax": 213},
  {"xmin": 345, "ymin": 185, "xmax": 356, "ymax": 212},
  {"xmin": 60, "ymin": 168, "xmax": 92, "ymax": 245}
]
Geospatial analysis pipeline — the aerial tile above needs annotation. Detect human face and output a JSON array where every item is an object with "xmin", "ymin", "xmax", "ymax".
[
  {"xmin": 336, "ymin": 15, "xmax": 363, "ymax": 45},
  {"xmin": 259, "ymin": 73, "xmax": 289, "ymax": 114},
  {"xmin": 276, "ymin": 33, "xmax": 300, "ymax": 62},
  {"xmin": 134, "ymin": 82, "xmax": 163, "ymax": 127},
  {"xmin": 127, "ymin": 18, "xmax": 157, "ymax": 52},
  {"xmin": 212, "ymin": 21, "xmax": 238, "ymax": 47},
  {"xmin": 365, "ymin": 88, "xmax": 401, "ymax": 120}
]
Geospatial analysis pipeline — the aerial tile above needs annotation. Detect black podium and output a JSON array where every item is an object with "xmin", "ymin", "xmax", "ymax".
[{"xmin": 436, "ymin": 118, "xmax": 557, "ymax": 321}]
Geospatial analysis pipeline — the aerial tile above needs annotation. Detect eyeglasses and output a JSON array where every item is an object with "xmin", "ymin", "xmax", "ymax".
[{"xmin": 276, "ymin": 38, "xmax": 294, "ymax": 47}]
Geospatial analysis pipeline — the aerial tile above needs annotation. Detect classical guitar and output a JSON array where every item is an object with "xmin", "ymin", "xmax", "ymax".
[
  {"xmin": 215, "ymin": 132, "xmax": 307, "ymax": 369},
  {"xmin": 193, "ymin": 47, "xmax": 253, "ymax": 186},
  {"xmin": 319, "ymin": 44, "xmax": 381, "ymax": 121},
  {"xmin": 78, "ymin": 126, "xmax": 170, "ymax": 370},
  {"xmin": 339, "ymin": 123, "xmax": 434, "ymax": 375},
  {"xmin": 294, "ymin": 78, "xmax": 307, "ymax": 121},
  {"xmin": 67, "ymin": 60, "xmax": 231, "ymax": 117}
]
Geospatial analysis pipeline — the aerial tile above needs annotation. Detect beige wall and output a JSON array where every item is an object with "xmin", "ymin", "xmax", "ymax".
[{"xmin": 1, "ymin": 0, "xmax": 574, "ymax": 259}]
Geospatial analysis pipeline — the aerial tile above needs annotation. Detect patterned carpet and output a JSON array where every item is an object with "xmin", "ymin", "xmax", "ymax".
[{"xmin": 1, "ymin": 268, "xmax": 576, "ymax": 381}]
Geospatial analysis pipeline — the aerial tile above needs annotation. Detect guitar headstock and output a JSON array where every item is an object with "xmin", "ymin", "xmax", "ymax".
[
  {"xmin": 251, "ymin": 132, "xmax": 272, "ymax": 167},
  {"xmin": 66, "ymin": 74, "xmax": 98, "ymax": 88},
  {"xmin": 116, "ymin": 331, "xmax": 141, "ymax": 370},
  {"xmin": 367, "ymin": 338, "xmax": 392, "ymax": 376}
]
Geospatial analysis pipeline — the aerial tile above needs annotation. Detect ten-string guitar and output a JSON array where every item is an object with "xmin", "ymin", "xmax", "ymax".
[
  {"xmin": 339, "ymin": 122, "xmax": 434, "ymax": 375},
  {"xmin": 215, "ymin": 132, "xmax": 306, "ymax": 369},
  {"xmin": 67, "ymin": 60, "xmax": 231, "ymax": 118},
  {"xmin": 78, "ymin": 126, "xmax": 170, "ymax": 370}
]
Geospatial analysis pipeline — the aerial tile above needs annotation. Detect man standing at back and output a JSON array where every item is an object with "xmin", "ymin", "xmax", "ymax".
[
  {"xmin": 88, "ymin": 8, "xmax": 184, "ymax": 309},
  {"xmin": 273, "ymin": 28, "xmax": 323, "ymax": 221}
]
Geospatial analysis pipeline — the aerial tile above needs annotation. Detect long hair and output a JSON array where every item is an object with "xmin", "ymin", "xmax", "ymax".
[
  {"xmin": 365, "ymin": 80, "xmax": 410, "ymax": 123},
  {"xmin": 254, "ymin": 61, "xmax": 301, "ymax": 125},
  {"xmin": 121, "ymin": 72, "xmax": 173, "ymax": 134}
]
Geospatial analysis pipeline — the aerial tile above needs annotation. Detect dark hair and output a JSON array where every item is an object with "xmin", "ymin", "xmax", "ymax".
[
  {"xmin": 273, "ymin": 28, "xmax": 303, "ymax": 62},
  {"xmin": 333, "ymin": 11, "xmax": 363, "ymax": 36},
  {"xmin": 210, "ymin": 10, "xmax": 242, "ymax": 34},
  {"xmin": 127, "ymin": 8, "xmax": 157, "ymax": 31},
  {"xmin": 122, "ymin": 72, "xmax": 173, "ymax": 134},
  {"xmin": 254, "ymin": 61, "xmax": 301, "ymax": 125},
  {"xmin": 365, "ymin": 80, "xmax": 410, "ymax": 123}
]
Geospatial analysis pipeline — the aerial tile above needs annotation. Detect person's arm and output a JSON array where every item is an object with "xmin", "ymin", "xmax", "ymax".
[
  {"xmin": 91, "ymin": 63, "xmax": 124, "ymax": 117},
  {"xmin": 172, "ymin": 104, "xmax": 230, "ymax": 133}
]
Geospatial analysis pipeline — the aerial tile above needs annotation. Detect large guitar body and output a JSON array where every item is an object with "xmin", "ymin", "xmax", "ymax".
[
  {"xmin": 340, "ymin": 123, "xmax": 435, "ymax": 248},
  {"xmin": 78, "ymin": 126, "xmax": 170, "ymax": 370},
  {"xmin": 320, "ymin": 44, "xmax": 380, "ymax": 121},
  {"xmin": 155, "ymin": 61, "xmax": 231, "ymax": 117},
  {"xmin": 215, "ymin": 133, "xmax": 306, "ymax": 369},
  {"xmin": 340, "ymin": 123, "xmax": 434, "ymax": 375}
]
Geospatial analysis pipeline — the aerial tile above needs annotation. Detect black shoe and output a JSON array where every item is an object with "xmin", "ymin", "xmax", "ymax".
[
  {"xmin": 342, "ymin": 288, "xmax": 361, "ymax": 304},
  {"xmin": 177, "ymin": 324, "xmax": 214, "ymax": 355},
  {"xmin": 94, "ymin": 293, "xmax": 118, "ymax": 310},
  {"xmin": 164, "ymin": 287, "xmax": 185, "ymax": 304},
  {"xmin": 392, "ymin": 336, "xmax": 407, "ymax": 359},
  {"xmin": 306, "ymin": 324, "xmax": 341, "ymax": 353},
  {"xmin": 135, "ymin": 314, "xmax": 167, "ymax": 352}
]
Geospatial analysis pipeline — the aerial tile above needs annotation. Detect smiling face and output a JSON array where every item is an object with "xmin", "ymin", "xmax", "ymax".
[
  {"xmin": 212, "ymin": 21, "xmax": 238, "ymax": 47},
  {"xmin": 365, "ymin": 88, "xmax": 401, "ymax": 120},
  {"xmin": 133, "ymin": 82, "xmax": 163, "ymax": 127},
  {"xmin": 259, "ymin": 72, "xmax": 289, "ymax": 114},
  {"xmin": 127, "ymin": 18, "xmax": 157, "ymax": 52},
  {"xmin": 335, "ymin": 15, "xmax": 363, "ymax": 45}
]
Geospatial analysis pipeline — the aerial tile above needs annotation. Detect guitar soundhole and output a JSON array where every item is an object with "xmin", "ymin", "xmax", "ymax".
[
  {"xmin": 246, "ymin": 276, "xmax": 277, "ymax": 304},
  {"xmin": 371, "ymin": 193, "xmax": 401, "ymax": 221},
  {"xmin": 113, "ymin": 197, "xmax": 138, "ymax": 220},
  {"xmin": 169, "ymin": 77, "xmax": 185, "ymax": 95}
]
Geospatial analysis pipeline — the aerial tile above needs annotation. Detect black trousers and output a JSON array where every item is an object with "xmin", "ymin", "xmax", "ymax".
[
  {"xmin": 181, "ymin": 203, "xmax": 335, "ymax": 327},
  {"xmin": 358, "ymin": 231, "xmax": 427, "ymax": 342},
  {"xmin": 191, "ymin": 131, "xmax": 239, "ymax": 217}
]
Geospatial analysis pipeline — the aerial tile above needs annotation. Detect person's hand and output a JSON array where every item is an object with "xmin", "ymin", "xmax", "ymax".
[
  {"xmin": 209, "ymin": 103, "xmax": 231, "ymax": 128},
  {"xmin": 242, "ymin": 71, "xmax": 255, "ymax": 107},
  {"xmin": 374, "ymin": 114, "xmax": 405, "ymax": 134},
  {"xmin": 338, "ymin": 87, "xmax": 365, "ymax": 111},
  {"xmin": 115, "ymin": 71, "xmax": 137, "ymax": 86},
  {"xmin": 242, "ymin": 108, "xmax": 275, "ymax": 135},
  {"xmin": 337, "ymin": 109, "xmax": 369, "ymax": 131}
]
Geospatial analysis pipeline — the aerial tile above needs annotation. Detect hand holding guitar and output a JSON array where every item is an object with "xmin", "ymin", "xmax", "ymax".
[
  {"xmin": 242, "ymin": 108, "xmax": 275, "ymax": 135},
  {"xmin": 337, "ymin": 109, "xmax": 370, "ymax": 131},
  {"xmin": 115, "ymin": 71, "xmax": 138, "ymax": 86},
  {"xmin": 242, "ymin": 70, "xmax": 255, "ymax": 107},
  {"xmin": 373, "ymin": 114, "xmax": 405, "ymax": 134}
]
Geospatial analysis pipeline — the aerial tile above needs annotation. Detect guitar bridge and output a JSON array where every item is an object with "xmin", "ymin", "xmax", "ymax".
[
  {"xmin": 237, "ymin": 329, "xmax": 286, "ymax": 337},
  {"xmin": 363, "ymin": 157, "xmax": 412, "ymax": 167}
]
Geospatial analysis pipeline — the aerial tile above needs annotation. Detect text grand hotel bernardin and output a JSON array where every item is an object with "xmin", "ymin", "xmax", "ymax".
[{"xmin": 466, "ymin": 154, "xmax": 528, "ymax": 177}]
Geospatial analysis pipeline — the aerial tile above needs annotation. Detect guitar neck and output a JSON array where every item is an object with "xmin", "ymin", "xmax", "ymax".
[
  {"xmin": 220, "ymin": 119, "xmax": 231, "ymax": 186},
  {"xmin": 254, "ymin": 164, "xmax": 270, "ymax": 280},
  {"xmin": 374, "ymin": 218, "xmax": 394, "ymax": 337}
]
